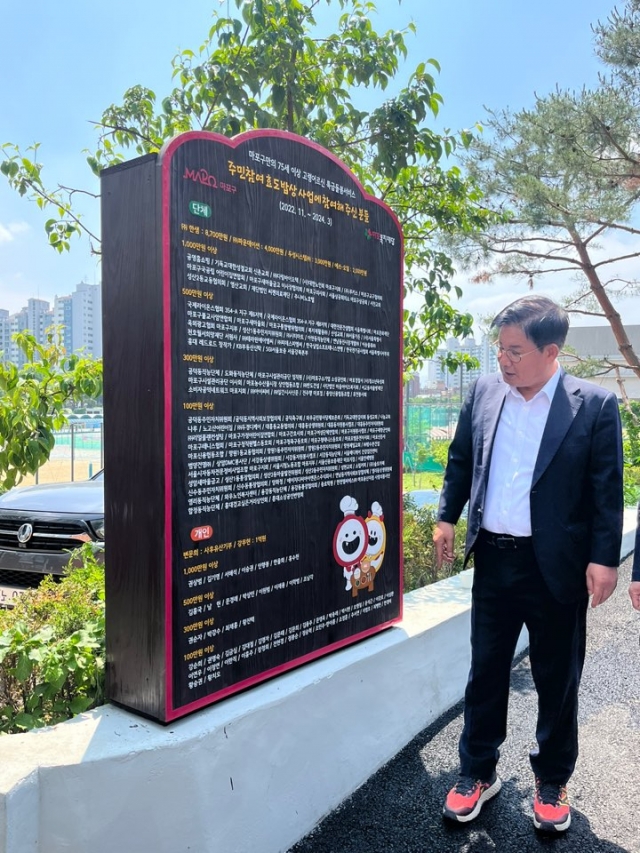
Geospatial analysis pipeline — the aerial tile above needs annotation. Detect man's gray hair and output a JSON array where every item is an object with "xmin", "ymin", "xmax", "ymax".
[{"xmin": 491, "ymin": 295, "xmax": 569, "ymax": 349}]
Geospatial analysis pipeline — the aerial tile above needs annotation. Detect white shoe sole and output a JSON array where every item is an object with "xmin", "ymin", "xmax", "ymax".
[{"xmin": 533, "ymin": 810, "xmax": 571, "ymax": 832}]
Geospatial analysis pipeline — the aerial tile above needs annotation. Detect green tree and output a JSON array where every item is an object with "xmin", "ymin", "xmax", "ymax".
[
  {"xmin": 1, "ymin": 0, "xmax": 493, "ymax": 371},
  {"xmin": 450, "ymin": 94, "xmax": 640, "ymax": 380},
  {"xmin": 429, "ymin": 438, "xmax": 450, "ymax": 470},
  {"xmin": 447, "ymin": 0, "xmax": 640, "ymax": 384},
  {"xmin": 0, "ymin": 330, "xmax": 102, "ymax": 492}
]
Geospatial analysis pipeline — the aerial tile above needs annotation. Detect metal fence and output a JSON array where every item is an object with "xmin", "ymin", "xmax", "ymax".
[
  {"xmin": 27, "ymin": 421, "xmax": 104, "ymax": 486},
  {"xmin": 24, "ymin": 405, "xmax": 457, "ymax": 485}
]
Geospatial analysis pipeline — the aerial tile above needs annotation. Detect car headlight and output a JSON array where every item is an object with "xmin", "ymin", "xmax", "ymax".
[{"xmin": 91, "ymin": 519, "xmax": 105, "ymax": 541}]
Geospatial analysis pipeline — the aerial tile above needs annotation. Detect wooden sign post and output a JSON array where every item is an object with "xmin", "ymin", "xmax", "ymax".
[{"xmin": 101, "ymin": 131, "xmax": 403, "ymax": 723}]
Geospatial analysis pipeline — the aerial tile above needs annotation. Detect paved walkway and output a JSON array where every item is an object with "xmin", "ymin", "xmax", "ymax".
[{"xmin": 289, "ymin": 556, "xmax": 640, "ymax": 853}]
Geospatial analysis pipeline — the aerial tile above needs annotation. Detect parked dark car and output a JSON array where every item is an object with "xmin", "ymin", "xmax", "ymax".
[{"xmin": 0, "ymin": 470, "xmax": 104, "ymax": 605}]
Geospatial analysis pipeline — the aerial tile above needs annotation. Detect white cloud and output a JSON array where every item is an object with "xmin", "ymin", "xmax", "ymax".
[{"xmin": 0, "ymin": 221, "xmax": 29, "ymax": 245}]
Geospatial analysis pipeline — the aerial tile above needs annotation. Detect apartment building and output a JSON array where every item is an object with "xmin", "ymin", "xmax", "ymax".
[
  {"xmin": 0, "ymin": 283, "xmax": 102, "ymax": 364},
  {"xmin": 53, "ymin": 294, "xmax": 73, "ymax": 354},
  {"xmin": 71, "ymin": 283, "xmax": 102, "ymax": 358},
  {"xmin": 420, "ymin": 334, "xmax": 498, "ymax": 394},
  {"xmin": 0, "ymin": 299, "xmax": 53, "ymax": 367}
]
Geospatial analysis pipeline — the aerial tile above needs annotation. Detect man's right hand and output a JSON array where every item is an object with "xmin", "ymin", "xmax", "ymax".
[{"xmin": 433, "ymin": 521, "xmax": 455, "ymax": 570}]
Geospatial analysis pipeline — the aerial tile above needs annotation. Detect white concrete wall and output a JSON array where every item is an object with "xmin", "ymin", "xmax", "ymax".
[{"xmin": 0, "ymin": 510, "xmax": 635, "ymax": 853}]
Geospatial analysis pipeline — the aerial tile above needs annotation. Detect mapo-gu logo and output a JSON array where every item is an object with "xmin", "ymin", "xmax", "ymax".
[{"xmin": 183, "ymin": 167, "xmax": 218, "ymax": 188}]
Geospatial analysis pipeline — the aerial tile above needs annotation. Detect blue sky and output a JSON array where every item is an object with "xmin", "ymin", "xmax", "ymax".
[{"xmin": 0, "ymin": 0, "xmax": 618, "ymax": 324}]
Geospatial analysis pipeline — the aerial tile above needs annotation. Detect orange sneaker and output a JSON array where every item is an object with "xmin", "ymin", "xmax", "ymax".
[
  {"xmin": 443, "ymin": 772, "xmax": 501, "ymax": 823},
  {"xmin": 533, "ymin": 779, "xmax": 571, "ymax": 832}
]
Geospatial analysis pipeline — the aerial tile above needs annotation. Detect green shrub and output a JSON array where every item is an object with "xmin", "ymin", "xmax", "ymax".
[
  {"xmin": 403, "ymin": 496, "xmax": 471, "ymax": 592},
  {"xmin": 0, "ymin": 543, "xmax": 105, "ymax": 734},
  {"xmin": 620, "ymin": 401, "xmax": 640, "ymax": 507}
]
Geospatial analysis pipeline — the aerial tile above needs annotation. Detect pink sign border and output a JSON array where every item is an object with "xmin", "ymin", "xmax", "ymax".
[{"xmin": 159, "ymin": 130, "xmax": 404, "ymax": 721}]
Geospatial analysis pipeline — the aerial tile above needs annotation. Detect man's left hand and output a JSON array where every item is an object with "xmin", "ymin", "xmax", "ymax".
[
  {"xmin": 586, "ymin": 562, "xmax": 618, "ymax": 608},
  {"xmin": 629, "ymin": 581, "xmax": 640, "ymax": 611}
]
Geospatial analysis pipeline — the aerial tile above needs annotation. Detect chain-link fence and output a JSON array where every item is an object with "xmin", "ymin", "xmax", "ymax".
[{"xmin": 403, "ymin": 401, "xmax": 458, "ymax": 472}]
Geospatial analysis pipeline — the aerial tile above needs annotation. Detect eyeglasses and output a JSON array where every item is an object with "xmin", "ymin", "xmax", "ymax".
[{"xmin": 493, "ymin": 343, "xmax": 540, "ymax": 364}]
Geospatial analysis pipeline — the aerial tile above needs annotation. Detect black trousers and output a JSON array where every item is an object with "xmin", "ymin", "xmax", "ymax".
[{"xmin": 459, "ymin": 532, "xmax": 588, "ymax": 785}]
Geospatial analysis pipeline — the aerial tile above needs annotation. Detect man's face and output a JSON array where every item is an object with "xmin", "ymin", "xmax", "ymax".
[{"xmin": 496, "ymin": 325, "xmax": 557, "ymax": 400}]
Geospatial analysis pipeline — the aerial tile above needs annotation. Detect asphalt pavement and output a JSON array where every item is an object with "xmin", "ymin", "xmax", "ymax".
[{"xmin": 288, "ymin": 555, "xmax": 640, "ymax": 853}]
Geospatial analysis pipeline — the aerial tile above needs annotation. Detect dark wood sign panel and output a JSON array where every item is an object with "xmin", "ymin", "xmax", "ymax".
[{"xmin": 102, "ymin": 131, "xmax": 403, "ymax": 722}]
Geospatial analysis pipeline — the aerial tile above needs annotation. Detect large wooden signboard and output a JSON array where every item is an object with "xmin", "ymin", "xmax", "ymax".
[{"xmin": 101, "ymin": 131, "xmax": 403, "ymax": 723}]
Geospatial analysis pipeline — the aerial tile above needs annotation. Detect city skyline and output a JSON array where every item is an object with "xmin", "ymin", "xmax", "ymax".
[
  {"xmin": 1, "ymin": 0, "xmax": 619, "ymax": 324},
  {"xmin": 0, "ymin": 282, "xmax": 102, "ymax": 365}
]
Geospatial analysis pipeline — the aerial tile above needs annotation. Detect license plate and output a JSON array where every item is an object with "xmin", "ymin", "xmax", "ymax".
[{"xmin": 0, "ymin": 584, "xmax": 26, "ymax": 608}]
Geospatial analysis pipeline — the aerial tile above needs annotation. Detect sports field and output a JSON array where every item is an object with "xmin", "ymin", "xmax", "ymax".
[{"xmin": 19, "ymin": 427, "xmax": 103, "ymax": 487}]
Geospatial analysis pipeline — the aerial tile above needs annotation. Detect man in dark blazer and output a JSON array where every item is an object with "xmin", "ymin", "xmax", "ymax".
[{"xmin": 434, "ymin": 296, "xmax": 623, "ymax": 834}]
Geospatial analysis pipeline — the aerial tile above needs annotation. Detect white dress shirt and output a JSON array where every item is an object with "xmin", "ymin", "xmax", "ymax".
[{"xmin": 482, "ymin": 368, "xmax": 561, "ymax": 536}]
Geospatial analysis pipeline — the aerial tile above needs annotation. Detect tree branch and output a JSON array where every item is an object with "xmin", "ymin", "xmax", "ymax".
[
  {"xmin": 485, "ymin": 245, "xmax": 583, "ymax": 265},
  {"xmin": 593, "ymin": 250, "xmax": 640, "ymax": 269}
]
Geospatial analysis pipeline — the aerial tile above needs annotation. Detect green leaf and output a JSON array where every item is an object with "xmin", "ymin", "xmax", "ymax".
[
  {"xmin": 15, "ymin": 653, "xmax": 32, "ymax": 682},
  {"xmin": 271, "ymin": 85, "xmax": 285, "ymax": 109},
  {"xmin": 86, "ymin": 156, "xmax": 101, "ymax": 177},
  {"xmin": 70, "ymin": 696, "xmax": 92, "ymax": 715},
  {"xmin": 13, "ymin": 713, "xmax": 35, "ymax": 730}
]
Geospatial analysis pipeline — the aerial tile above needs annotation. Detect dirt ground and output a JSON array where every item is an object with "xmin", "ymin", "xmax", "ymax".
[{"xmin": 19, "ymin": 453, "xmax": 103, "ymax": 487}]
